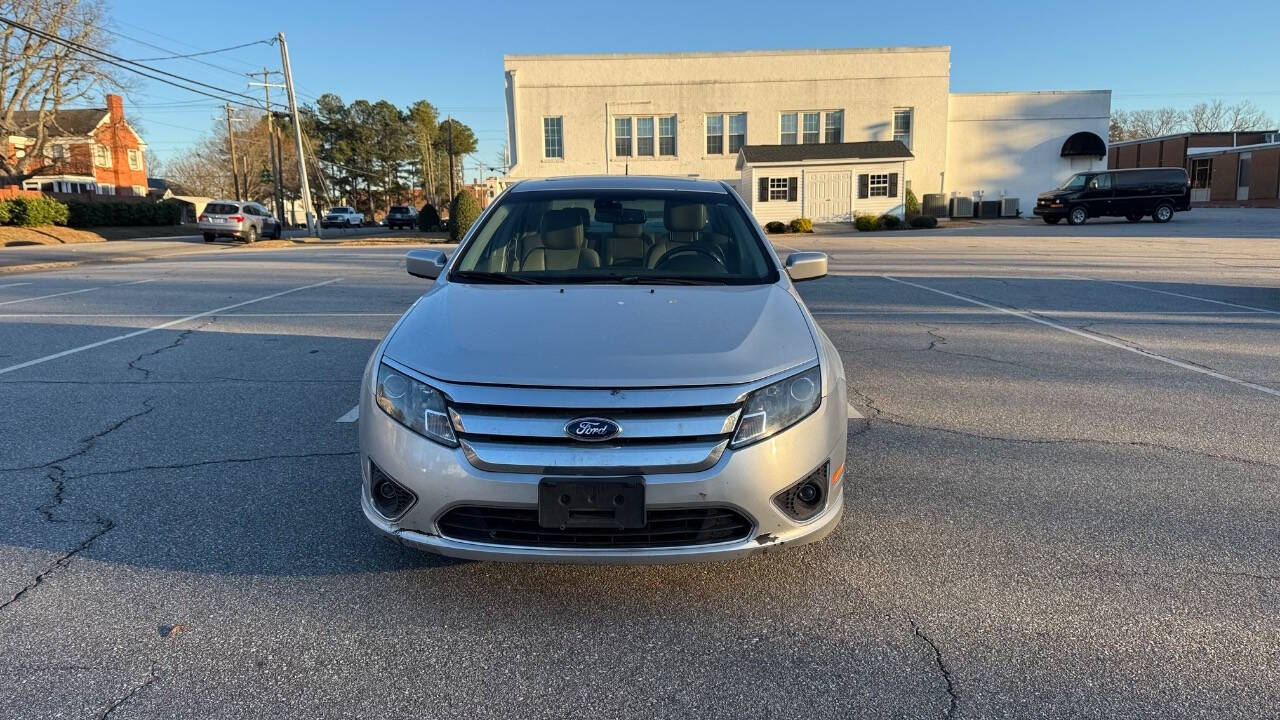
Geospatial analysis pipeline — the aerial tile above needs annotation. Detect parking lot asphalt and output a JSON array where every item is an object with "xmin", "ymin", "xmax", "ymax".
[{"xmin": 1, "ymin": 211, "xmax": 1278, "ymax": 718}]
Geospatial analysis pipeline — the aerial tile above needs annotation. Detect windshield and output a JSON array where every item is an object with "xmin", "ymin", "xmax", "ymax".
[
  {"xmin": 327, "ymin": 207, "xmax": 348, "ymax": 214},
  {"xmin": 1058, "ymin": 174, "xmax": 1088, "ymax": 190},
  {"xmin": 449, "ymin": 189, "xmax": 779, "ymax": 285},
  {"xmin": 204, "ymin": 203, "xmax": 240, "ymax": 214},
  {"xmin": 390, "ymin": 206, "xmax": 409, "ymax": 213}
]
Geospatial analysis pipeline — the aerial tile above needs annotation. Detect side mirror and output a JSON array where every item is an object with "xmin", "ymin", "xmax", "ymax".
[
  {"xmin": 785, "ymin": 252, "xmax": 828, "ymax": 282},
  {"xmin": 406, "ymin": 249, "xmax": 447, "ymax": 279}
]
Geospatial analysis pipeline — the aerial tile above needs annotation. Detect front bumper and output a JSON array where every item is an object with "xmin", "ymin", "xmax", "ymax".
[
  {"xmin": 358, "ymin": 379, "xmax": 849, "ymax": 564},
  {"xmin": 1031, "ymin": 203, "xmax": 1065, "ymax": 216}
]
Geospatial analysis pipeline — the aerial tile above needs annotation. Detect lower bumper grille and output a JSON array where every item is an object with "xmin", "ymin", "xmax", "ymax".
[{"xmin": 437, "ymin": 506, "xmax": 754, "ymax": 549}]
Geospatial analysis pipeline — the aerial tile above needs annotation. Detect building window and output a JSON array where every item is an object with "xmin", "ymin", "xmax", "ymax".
[
  {"xmin": 1237, "ymin": 154, "xmax": 1251, "ymax": 188},
  {"xmin": 893, "ymin": 108, "xmax": 913, "ymax": 149},
  {"xmin": 93, "ymin": 144, "xmax": 111, "ymax": 167},
  {"xmin": 824, "ymin": 111, "xmax": 843, "ymax": 144},
  {"xmin": 132, "ymin": 185, "xmax": 146, "ymax": 196},
  {"xmin": 97, "ymin": 183, "xmax": 114, "ymax": 195},
  {"xmin": 658, "ymin": 116, "xmax": 676, "ymax": 156},
  {"xmin": 780, "ymin": 113, "xmax": 797, "ymax": 145},
  {"xmin": 1191, "ymin": 158, "xmax": 1211, "ymax": 189},
  {"xmin": 706, "ymin": 114, "xmax": 724, "ymax": 155},
  {"xmin": 127, "ymin": 148, "xmax": 142, "ymax": 171},
  {"xmin": 728, "ymin": 113, "xmax": 746, "ymax": 154},
  {"xmin": 768, "ymin": 177, "xmax": 790, "ymax": 201},
  {"xmin": 614, "ymin": 117, "xmax": 632, "ymax": 157},
  {"xmin": 47, "ymin": 143, "xmax": 67, "ymax": 160},
  {"xmin": 636, "ymin": 117, "xmax": 654, "ymax": 157},
  {"xmin": 869, "ymin": 174, "xmax": 889, "ymax": 197},
  {"xmin": 543, "ymin": 117, "xmax": 563, "ymax": 159},
  {"xmin": 802, "ymin": 112, "xmax": 820, "ymax": 144}
]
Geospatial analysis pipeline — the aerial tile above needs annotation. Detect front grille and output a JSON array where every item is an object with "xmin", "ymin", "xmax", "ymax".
[{"xmin": 437, "ymin": 505, "xmax": 754, "ymax": 548}]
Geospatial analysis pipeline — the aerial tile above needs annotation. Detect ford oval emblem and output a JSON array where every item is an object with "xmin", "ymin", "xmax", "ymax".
[{"xmin": 564, "ymin": 417, "xmax": 622, "ymax": 442}]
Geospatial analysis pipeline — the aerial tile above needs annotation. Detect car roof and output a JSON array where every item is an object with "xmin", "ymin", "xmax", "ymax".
[
  {"xmin": 207, "ymin": 199, "xmax": 242, "ymax": 205},
  {"xmin": 507, "ymin": 175, "xmax": 730, "ymax": 194},
  {"xmin": 1088, "ymin": 167, "xmax": 1187, "ymax": 174}
]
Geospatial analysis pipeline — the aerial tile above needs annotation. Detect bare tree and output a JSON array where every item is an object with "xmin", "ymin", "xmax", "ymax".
[
  {"xmin": 1223, "ymin": 100, "xmax": 1274, "ymax": 132},
  {"xmin": 1126, "ymin": 107, "xmax": 1186, "ymax": 140},
  {"xmin": 1185, "ymin": 100, "xmax": 1228, "ymax": 132},
  {"xmin": 0, "ymin": 0, "xmax": 126, "ymax": 184}
]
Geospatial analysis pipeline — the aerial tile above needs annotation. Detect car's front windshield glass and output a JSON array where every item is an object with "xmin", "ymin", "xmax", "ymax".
[
  {"xmin": 1059, "ymin": 174, "xmax": 1088, "ymax": 190},
  {"xmin": 449, "ymin": 189, "xmax": 779, "ymax": 285}
]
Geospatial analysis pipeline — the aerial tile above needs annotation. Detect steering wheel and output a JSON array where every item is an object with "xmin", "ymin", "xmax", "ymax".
[{"xmin": 653, "ymin": 245, "xmax": 728, "ymax": 271}]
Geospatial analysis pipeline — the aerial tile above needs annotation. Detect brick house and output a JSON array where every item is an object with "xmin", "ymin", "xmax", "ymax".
[
  {"xmin": 1107, "ymin": 131, "xmax": 1280, "ymax": 207},
  {"xmin": 8, "ymin": 94, "xmax": 149, "ymax": 198}
]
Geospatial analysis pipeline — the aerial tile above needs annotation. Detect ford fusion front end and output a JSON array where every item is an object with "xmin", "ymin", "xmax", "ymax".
[{"xmin": 358, "ymin": 177, "xmax": 847, "ymax": 563}]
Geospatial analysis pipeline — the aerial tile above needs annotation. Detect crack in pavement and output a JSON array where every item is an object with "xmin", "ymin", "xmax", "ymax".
[
  {"xmin": 126, "ymin": 318, "xmax": 215, "ymax": 381},
  {"xmin": 64, "ymin": 450, "xmax": 360, "ymax": 480},
  {"xmin": 99, "ymin": 659, "xmax": 162, "ymax": 719},
  {"xmin": 915, "ymin": 323, "xmax": 1033, "ymax": 370},
  {"xmin": 908, "ymin": 616, "xmax": 960, "ymax": 720}
]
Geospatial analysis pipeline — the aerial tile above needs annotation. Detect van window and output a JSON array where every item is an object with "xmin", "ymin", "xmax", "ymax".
[
  {"xmin": 1058, "ymin": 174, "xmax": 1088, "ymax": 190},
  {"xmin": 1088, "ymin": 174, "xmax": 1112, "ymax": 190}
]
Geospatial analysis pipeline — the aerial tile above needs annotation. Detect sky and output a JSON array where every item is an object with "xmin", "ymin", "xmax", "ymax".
[{"xmin": 103, "ymin": 0, "xmax": 1280, "ymax": 183}]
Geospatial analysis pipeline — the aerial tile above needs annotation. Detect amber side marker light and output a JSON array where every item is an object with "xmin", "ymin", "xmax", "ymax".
[{"xmin": 831, "ymin": 462, "xmax": 845, "ymax": 485}]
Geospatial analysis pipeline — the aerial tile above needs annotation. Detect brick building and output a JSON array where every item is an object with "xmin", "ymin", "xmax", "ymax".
[
  {"xmin": 8, "ymin": 94, "xmax": 150, "ymax": 197},
  {"xmin": 1108, "ymin": 131, "xmax": 1280, "ymax": 207}
]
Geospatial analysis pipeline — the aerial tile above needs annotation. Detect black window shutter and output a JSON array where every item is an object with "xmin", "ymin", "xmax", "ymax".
[
  {"xmin": 858, "ymin": 174, "xmax": 869, "ymax": 199},
  {"xmin": 889, "ymin": 173, "xmax": 899, "ymax": 197},
  {"xmin": 787, "ymin": 177, "xmax": 798, "ymax": 201},
  {"xmin": 758, "ymin": 177, "xmax": 768, "ymax": 203}
]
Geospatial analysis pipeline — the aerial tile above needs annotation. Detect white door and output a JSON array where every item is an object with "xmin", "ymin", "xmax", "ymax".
[{"xmin": 806, "ymin": 171, "xmax": 852, "ymax": 222}]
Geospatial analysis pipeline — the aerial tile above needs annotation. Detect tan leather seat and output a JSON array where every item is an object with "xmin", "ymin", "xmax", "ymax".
[
  {"xmin": 523, "ymin": 208, "xmax": 600, "ymax": 271},
  {"xmin": 647, "ymin": 202, "xmax": 709, "ymax": 268},
  {"xmin": 603, "ymin": 223, "xmax": 652, "ymax": 267}
]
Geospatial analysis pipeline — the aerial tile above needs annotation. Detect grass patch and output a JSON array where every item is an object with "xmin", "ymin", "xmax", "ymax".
[{"xmin": 0, "ymin": 226, "xmax": 108, "ymax": 246}]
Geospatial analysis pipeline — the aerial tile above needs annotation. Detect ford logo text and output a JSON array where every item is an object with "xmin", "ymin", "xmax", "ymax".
[{"xmin": 564, "ymin": 417, "xmax": 622, "ymax": 442}]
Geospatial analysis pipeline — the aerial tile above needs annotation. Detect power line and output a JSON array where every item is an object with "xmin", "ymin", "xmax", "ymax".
[
  {"xmin": 102, "ymin": 23, "xmax": 265, "ymax": 79},
  {"xmin": 0, "ymin": 15, "xmax": 269, "ymax": 110},
  {"xmin": 129, "ymin": 38, "xmax": 275, "ymax": 62}
]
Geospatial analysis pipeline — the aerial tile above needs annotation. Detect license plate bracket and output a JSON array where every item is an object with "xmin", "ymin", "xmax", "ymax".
[{"xmin": 538, "ymin": 477, "xmax": 645, "ymax": 530}]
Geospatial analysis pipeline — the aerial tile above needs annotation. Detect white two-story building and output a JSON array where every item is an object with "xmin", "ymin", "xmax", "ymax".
[{"xmin": 503, "ymin": 46, "xmax": 1110, "ymax": 222}]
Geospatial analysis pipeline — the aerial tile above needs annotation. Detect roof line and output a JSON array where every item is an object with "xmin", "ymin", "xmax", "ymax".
[
  {"xmin": 505, "ymin": 46, "xmax": 951, "ymax": 62},
  {"xmin": 1109, "ymin": 130, "xmax": 1279, "ymax": 147}
]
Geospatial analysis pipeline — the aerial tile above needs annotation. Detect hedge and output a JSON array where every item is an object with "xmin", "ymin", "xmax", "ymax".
[
  {"xmin": 65, "ymin": 199, "xmax": 183, "ymax": 228},
  {"xmin": 0, "ymin": 196, "xmax": 69, "ymax": 226},
  {"xmin": 417, "ymin": 203, "xmax": 441, "ymax": 231},
  {"xmin": 878, "ymin": 213, "xmax": 904, "ymax": 230},
  {"xmin": 789, "ymin": 217, "xmax": 813, "ymax": 233},
  {"xmin": 854, "ymin": 214, "xmax": 879, "ymax": 232},
  {"xmin": 764, "ymin": 220, "xmax": 787, "ymax": 234},
  {"xmin": 904, "ymin": 188, "xmax": 921, "ymax": 218},
  {"xmin": 449, "ymin": 191, "xmax": 481, "ymax": 242},
  {"xmin": 909, "ymin": 215, "xmax": 938, "ymax": 229}
]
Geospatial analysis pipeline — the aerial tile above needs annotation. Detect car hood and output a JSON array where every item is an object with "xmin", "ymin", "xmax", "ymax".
[
  {"xmin": 382, "ymin": 283, "xmax": 818, "ymax": 388},
  {"xmin": 1038, "ymin": 190, "xmax": 1074, "ymax": 201}
]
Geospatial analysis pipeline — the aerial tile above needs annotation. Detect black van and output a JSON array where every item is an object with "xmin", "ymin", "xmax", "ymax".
[{"xmin": 1033, "ymin": 167, "xmax": 1191, "ymax": 225}]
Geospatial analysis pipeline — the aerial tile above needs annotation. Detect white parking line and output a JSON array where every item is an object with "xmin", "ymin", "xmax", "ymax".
[
  {"xmin": 882, "ymin": 275, "xmax": 1280, "ymax": 399},
  {"xmin": 0, "ymin": 278, "xmax": 342, "ymax": 377},
  {"xmin": 1076, "ymin": 276, "xmax": 1280, "ymax": 316},
  {"xmin": 0, "ymin": 277, "xmax": 159, "ymax": 307},
  {"xmin": 0, "ymin": 312, "xmax": 402, "ymax": 318},
  {"xmin": 336, "ymin": 406, "xmax": 360, "ymax": 423},
  {"xmin": 846, "ymin": 402, "xmax": 864, "ymax": 419},
  {"xmin": 0, "ymin": 282, "xmax": 32, "ymax": 289}
]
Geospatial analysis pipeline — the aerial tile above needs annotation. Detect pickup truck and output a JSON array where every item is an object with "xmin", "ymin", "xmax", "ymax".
[{"xmin": 321, "ymin": 206, "xmax": 364, "ymax": 229}]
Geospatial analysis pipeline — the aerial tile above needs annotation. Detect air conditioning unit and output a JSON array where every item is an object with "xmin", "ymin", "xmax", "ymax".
[
  {"xmin": 949, "ymin": 196, "xmax": 973, "ymax": 218},
  {"xmin": 978, "ymin": 200, "xmax": 1002, "ymax": 218},
  {"xmin": 922, "ymin": 193, "xmax": 948, "ymax": 218},
  {"xmin": 1001, "ymin": 198, "xmax": 1020, "ymax": 217}
]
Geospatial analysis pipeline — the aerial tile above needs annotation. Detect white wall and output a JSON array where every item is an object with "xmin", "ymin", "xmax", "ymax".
[
  {"xmin": 945, "ymin": 91, "xmax": 1111, "ymax": 209},
  {"xmin": 742, "ymin": 160, "xmax": 908, "ymax": 224}
]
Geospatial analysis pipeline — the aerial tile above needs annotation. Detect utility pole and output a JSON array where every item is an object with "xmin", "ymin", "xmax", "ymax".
[
  {"xmin": 278, "ymin": 32, "xmax": 316, "ymax": 235},
  {"xmin": 447, "ymin": 114, "xmax": 456, "ymax": 203},
  {"xmin": 225, "ymin": 104, "xmax": 241, "ymax": 201},
  {"xmin": 248, "ymin": 68, "xmax": 286, "ymax": 222}
]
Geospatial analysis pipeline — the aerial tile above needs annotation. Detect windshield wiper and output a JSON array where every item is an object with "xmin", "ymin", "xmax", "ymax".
[
  {"xmin": 450, "ymin": 270, "xmax": 545, "ymax": 285},
  {"xmin": 582, "ymin": 276, "xmax": 729, "ymax": 285}
]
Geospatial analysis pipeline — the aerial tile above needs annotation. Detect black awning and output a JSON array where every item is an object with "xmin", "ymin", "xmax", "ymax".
[{"xmin": 1061, "ymin": 131, "xmax": 1107, "ymax": 157}]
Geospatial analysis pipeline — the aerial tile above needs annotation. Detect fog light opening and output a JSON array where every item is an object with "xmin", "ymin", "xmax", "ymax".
[
  {"xmin": 369, "ymin": 461, "xmax": 416, "ymax": 520},
  {"xmin": 771, "ymin": 461, "xmax": 828, "ymax": 522}
]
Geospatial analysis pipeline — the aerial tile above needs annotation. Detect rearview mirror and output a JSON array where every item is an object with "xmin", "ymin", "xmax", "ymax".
[
  {"xmin": 785, "ymin": 252, "xmax": 828, "ymax": 282},
  {"xmin": 406, "ymin": 249, "xmax": 447, "ymax": 279}
]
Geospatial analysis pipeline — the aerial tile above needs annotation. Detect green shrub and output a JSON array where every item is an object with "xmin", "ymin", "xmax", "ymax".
[
  {"xmin": 3, "ymin": 196, "xmax": 69, "ymax": 226},
  {"xmin": 878, "ymin": 213, "xmax": 904, "ymax": 230},
  {"xmin": 0, "ymin": 200, "xmax": 10, "ymax": 225},
  {"xmin": 448, "ymin": 191, "xmax": 481, "ymax": 242},
  {"xmin": 909, "ymin": 215, "xmax": 938, "ymax": 229},
  {"xmin": 789, "ymin": 217, "xmax": 814, "ymax": 233},
  {"xmin": 904, "ymin": 188, "xmax": 921, "ymax": 218},
  {"xmin": 65, "ymin": 200, "xmax": 183, "ymax": 228},
  {"xmin": 764, "ymin": 220, "xmax": 787, "ymax": 234},
  {"xmin": 417, "ymin": 203, "xmax": 441, "ymax": 231},
  {"xmin": 854, "ymin": 214, "xmax": 879, "ymax": 232}
]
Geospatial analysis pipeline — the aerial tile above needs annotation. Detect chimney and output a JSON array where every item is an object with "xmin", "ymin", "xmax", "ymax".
[{"xmin": 106, "ymin": 94, "xmax": 124, "ymax": 121}]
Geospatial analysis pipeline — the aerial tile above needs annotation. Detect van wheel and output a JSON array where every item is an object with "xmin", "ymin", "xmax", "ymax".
[
  {"xmin": 271, "ymin": 223, "xmax": 282, "ymax": 239},
  {"xmin": 1067, "ymin": 206, "xmax": 1088, "ymax": 225},
  {"xmin": 244, "ymin": 225, "xmax": 258, "ymax": 244},
  {"xmin": 1152, "ymin": 204, "xmax": 1174, "ymax": 223},
  {"xmin": 1126, "ymin": 213, "xmax": 1144, "ymax": 222},
  {"xmin": 203, "ymin": 232, "xmax": 215, "ymax": 243},
  {"xmin": 1042, "ymin": 215, "xmax": 1061, "ymax": 225}
]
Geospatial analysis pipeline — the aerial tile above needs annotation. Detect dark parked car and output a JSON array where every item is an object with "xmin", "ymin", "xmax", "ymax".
[
  {"xmin": 1034, "ymin": 167, "xmax": 1191, "ymax": 225},
  {"xmin": 385, "ymin": 205, "xmax": 418, "ymax": 229}
]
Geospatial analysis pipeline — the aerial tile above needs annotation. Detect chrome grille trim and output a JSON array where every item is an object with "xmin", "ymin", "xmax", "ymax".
[
  {"xmin": 459, "ymin": 438, "xmax": 729, "ymax": 475},
  {"xmin": 450, "ymin": 406, "xmax": 741, "ymax": 441}
]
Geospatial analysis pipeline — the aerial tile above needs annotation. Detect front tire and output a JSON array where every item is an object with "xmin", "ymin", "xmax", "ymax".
[
  {"xmin": 1152, "ymin": 203, "xmax": 1174, "ymax": 223},
  {"xmin": 1126, "ymin": 213, "xmax": 1144, "ymax": 223},
  {"xmin": 203, "ymin": 232, "xmax": 215, "ymax": 242},
  {"xmin": 1042, "ymin": 215, "xmax": 1061, "ymax": 225},
  {"xmin": 271, "ymin": 223, "xmax": 282, "ymax": 239},
  {"xmin": 244, "ymin": 225, "xmax": 258, "ymax": 244},
  {"xmin": 1066, "ymin": 206, "xmax": 1088, "ymax": 225}
]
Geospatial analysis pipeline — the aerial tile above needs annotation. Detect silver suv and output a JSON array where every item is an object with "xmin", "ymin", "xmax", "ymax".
[
  {"xmin": 359, "ymin": 176, "xmax": 847, "ymax": 563},
  {"xmin": 198, "ymin": 200, "xmax": 281, "ymax": 243}
]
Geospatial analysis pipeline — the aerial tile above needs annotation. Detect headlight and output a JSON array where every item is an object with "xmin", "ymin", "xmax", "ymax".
[
  {"xmin": 731, "ymin": 365, "xmax": 822, "ymax": 448},
  {"xmin": 375, "ymin": 363, "xmax": 457, "ymax": 447}
]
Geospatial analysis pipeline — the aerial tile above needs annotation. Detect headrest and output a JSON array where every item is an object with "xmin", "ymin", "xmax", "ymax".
[
  {"xmin": 611, "ymin": 223, "xmax": 644, "ymax": 238},
  {"xmin": 540, "ymin": 208, "xmax": 584, "ymax": 250},
  {"xmin": 664, "ymin": 203, "xmax": 707, "ymax": 233},
  {"xmin": 572, "ymin": 207, "xmax": 591, "ymax": 230}
]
